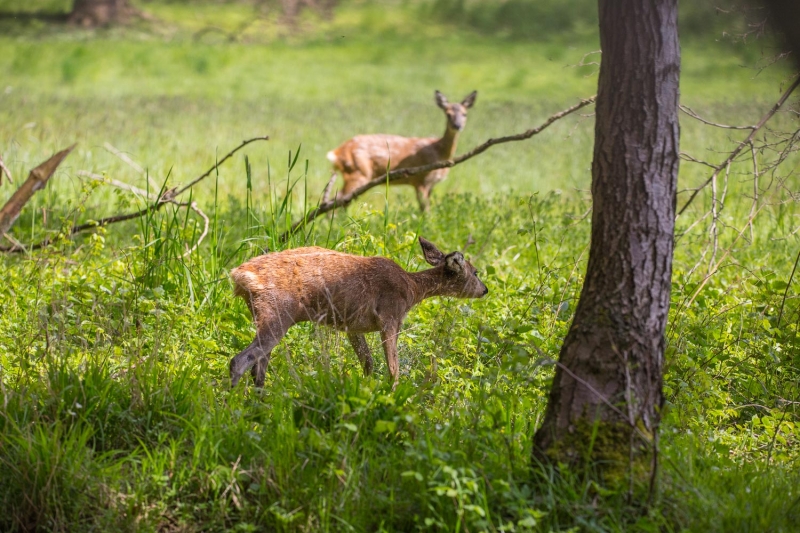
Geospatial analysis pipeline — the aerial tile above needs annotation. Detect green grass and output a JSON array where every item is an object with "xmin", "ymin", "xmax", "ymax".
[{"xmin": 1, "ymin": 1, "xmax": 800, "ymax": 531}]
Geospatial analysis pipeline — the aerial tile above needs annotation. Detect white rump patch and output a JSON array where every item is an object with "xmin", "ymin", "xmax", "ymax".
[
  {"xmin": 326, "ymin": 151, "xmax": 337, "ymax": 163},
  {"xmin": 235, "ymin": 270, "xmax": 265, "ymax": 292}
]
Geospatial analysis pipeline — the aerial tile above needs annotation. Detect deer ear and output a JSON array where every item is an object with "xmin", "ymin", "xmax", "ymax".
[
  {"xmin": 445, "ymin": 252, "xmax": 466, "ymax": 273},
  {"xmin": 434, "ymin": 90, "xmax": 449, "ymax": 110},
  {"xmin": 461, "ymin": 91, "xmax": 477, "ymax": 109},
  {"xmin": 419, "ymin": 237, "xmax": 445, "ymax": 266}
]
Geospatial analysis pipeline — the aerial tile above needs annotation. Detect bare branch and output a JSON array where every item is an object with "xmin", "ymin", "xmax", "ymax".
[
  {"xmin": 280, "ymin": 96, "xmax": 597, "ymax": 241},
  {"xmin": 0, "ymin": 145, "xmax": 75, "ymax": 239},
  {"xmin": 104, "ymin": 142, "xmax": 145, "ymax": 175},
  {"xmin": 183, "ymin": 202, "xmax": 210, "ymax": 258},
  {"xmin": 1, "ymin": 136, "xmax": 270, "ymax": 253},
  {"xmin": 174, "ymin": 136, "xmax": 270, "ymax": 197},
  {"xmin": 0, "ymin": 154, "xmax": 12, "ymax": 185},
  {"xmin": 104, "ymin": 142, "xmax": 157, "ymax": 190},
  {"xmin": 678, "ymin": 74, "xmax": 800, "ymax": 216},
  {"xmin": 679, "ymin": 104, "xmax": 756, "ymax": 130},
  {"xmin": 320, "ymin": 172, "xmax": 338, "ymax": 204},
  {"xmin": 76, "ymin": 170, "xmax": 156, "ymax": 200}
]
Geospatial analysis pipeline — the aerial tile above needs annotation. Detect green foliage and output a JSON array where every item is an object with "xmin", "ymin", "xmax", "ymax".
[{"xmin": 1, "ymin": 2, "xmax": 799, "ymax": 531}]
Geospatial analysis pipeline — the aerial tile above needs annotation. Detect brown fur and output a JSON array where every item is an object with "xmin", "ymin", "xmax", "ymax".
[
  {"xmin": 327, "ymin": 90, "xmax": 477, "ymax": 211},
  {"xmin": 229, "ymin": 237, "xmax": 488, "ymax": 388}
]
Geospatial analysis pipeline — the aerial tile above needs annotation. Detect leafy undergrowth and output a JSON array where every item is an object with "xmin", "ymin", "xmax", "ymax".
[
  {"xmin": 1, "ymin": 2, "xmax": 799, "ymax": 530},
  {"xmin": 1, "ymin": 182, "xmax": 799, "ymax": 532}
]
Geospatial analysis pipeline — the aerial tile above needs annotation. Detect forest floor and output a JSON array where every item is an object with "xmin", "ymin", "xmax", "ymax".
[{"xmin": 1, "ymin": 2, "xmax": 799, "ymax": 531}]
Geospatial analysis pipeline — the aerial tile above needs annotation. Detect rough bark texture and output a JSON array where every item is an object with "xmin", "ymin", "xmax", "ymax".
[
  {"xmin": 69, "ymin": 0, "xmax": 136, "ymax": 26},
  {"xmin": 533, "ymin": 0, "xmax": 680, "ymax": 465},
  {"xmin": 0, "ymin": 146, "xmax": 74, "ymax": 238}
]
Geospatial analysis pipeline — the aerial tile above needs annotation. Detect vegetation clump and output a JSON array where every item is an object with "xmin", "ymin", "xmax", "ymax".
[{"xmin": 1, "ymin": 1, "xmax": 799, "ymax": 531}]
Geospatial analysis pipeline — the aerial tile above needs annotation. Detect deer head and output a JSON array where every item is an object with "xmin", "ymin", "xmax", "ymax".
[
  {"xmin": 435, "ymin": 90, "xmax": 478, "ymax": 132},
  {"xmin": 419, "ymin": 236, "xmax": 488, "ymax": 298}
]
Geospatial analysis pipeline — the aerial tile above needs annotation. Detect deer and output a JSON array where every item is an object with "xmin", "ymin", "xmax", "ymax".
[
  {"xmin": 326, "ymin": 90, "xmax": 477, "ymax": 212},
  {"xmin": 228, "ymin": 237, "xmax": 488, "ymax": 389}
]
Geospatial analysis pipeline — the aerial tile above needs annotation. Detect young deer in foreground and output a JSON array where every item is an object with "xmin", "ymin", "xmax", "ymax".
[
  {"xmin": 229, "ymin": 237, "xmax": 488, "ymax": 389},
  {"xmin": 326, "ymin": 90, "xmax": 477, "ymax": 212}
]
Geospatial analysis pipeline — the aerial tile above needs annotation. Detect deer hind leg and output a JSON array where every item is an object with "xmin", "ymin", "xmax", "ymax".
[
  {"xmin": 230, "ymin": 321, "xmax": 289, "ymax": 388},
  {"xmin": 379, "ymin": 323, "xmax": 401, "ymax": 390},
  {"xmin": 347, "ymin": 333, "xmax": 374, "ymax": 376}
]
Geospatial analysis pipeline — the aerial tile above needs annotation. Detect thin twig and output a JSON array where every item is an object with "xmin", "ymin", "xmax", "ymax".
[
  {"xmin": 104, "ymin": 142, "xmax": 145, "ymax": 174},
  {"xmin": 175, "ymin": 136, "xmax": 270, "ymax": 197},
  {"xmin": 321, "ymin": 172, "xmax": 338, "ymax": 203},
  {"xmin": 686, "ymin": 204, "xmax": 766, "ymax": 308},
  {"xmin": 103, "ymin": 142, "xmax": 157, "ymax": 190},
  {"xmin": 76, "ymin": 170, "xmax": 156, "ymax": 200},
  {"xmin": 280, "ymin": 96, "xmax": 596, "ymax": 241},
  {"xmin": 748, "ymin": 141, "xmax": 760, "ymax": 242},
  {"xmin": 678, "ymin": 75, "xmax": 800, "ymax": 216},
  {"xmin": 1, "ymin": 137, "xmax": 270, "ymax": 253},
  {"xmin": 679, "ymin": 104, "xmax": 756, "ymax": 130},
  {"xmin": 0, "ymin": 154, "xmax": 12, "ymax": 185},
  {"xmin": 777, "ymin": 246, "xmax": 800, "ymax": 327},
  {"xmin": 183, "ymin": 202, "xmax": 210, "ymax": 258}
]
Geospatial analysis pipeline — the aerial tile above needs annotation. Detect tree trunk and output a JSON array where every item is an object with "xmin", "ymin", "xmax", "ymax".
[
  {"xmin": 69, "ymin": 0, "xmax": 136, "ymax": 27},
  {"xmin": 533, "ymin": 0, "xmax": 680, "ymax": 469}
]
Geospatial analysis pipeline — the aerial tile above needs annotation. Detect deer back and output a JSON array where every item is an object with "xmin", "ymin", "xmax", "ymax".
[{"xmin": 231, "ymin": 247, "xmax": 418, "ymax": 332}]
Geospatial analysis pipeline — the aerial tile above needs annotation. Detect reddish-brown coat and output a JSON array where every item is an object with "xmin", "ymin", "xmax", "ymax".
[
  {"xmin": 229, "ymin": 237, "xmax": 488, "ymax": 388},
  {"xmin": 327, "ymin": 90, "xmax": 477, "ymax": 211}
]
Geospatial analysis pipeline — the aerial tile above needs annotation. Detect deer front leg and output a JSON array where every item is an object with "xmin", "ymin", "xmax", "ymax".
[
  {"xmin": 380, "ymin": 324, "xmax": 401, "ymax": 390},
  {"xmin": 230, "ymin": 324, "xmax": 287, "ymax": 388},
  {"xmin": 347, "ymin": 333, "xmax": 374, "ymax": 376},
  {"xmin": 415, "ymin": 186, "xmax": 432, "ymax": 212},
  {"xmin": 339, "ymin": 170, "xmax": 371, "ymax": 198},
  {"xmin": 250, "ymin": 356, "xmax": 268, "ymax": 388}
]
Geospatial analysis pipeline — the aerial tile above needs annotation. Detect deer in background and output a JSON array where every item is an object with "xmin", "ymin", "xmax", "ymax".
[
  {"xmin": 229, "ymin": 237, "xmax": 488, "ymax": 389},
  {"xmin": 326, "ymin": 90, "xmax": 478, "ymax": 212}
]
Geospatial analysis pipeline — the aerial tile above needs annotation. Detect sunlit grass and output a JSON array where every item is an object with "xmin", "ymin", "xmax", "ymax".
[{"xmin": 1, "ymin": 2, "xmax": 799, "ymax": 531}]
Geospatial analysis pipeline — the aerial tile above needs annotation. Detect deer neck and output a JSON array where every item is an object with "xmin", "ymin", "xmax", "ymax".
[
  {"xmin": 409, "ymin": 267, "xmax": 449, "ymax": 304},
  {"xmin": 436, "ymin": 124, "xmax": 460, "ymax": 159}
]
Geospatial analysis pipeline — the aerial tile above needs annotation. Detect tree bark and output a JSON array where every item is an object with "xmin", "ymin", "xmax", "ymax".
[
  {"xmin": 0, "ymin": 146, "xmax": 74, "ymax": 239},
  {"xmin": 533, "ymin": 0, "xmax": 680, "ymax": 467},
  {"xmin": 69, "ymin": 0, "xmax": 136, "ymax": 27}
]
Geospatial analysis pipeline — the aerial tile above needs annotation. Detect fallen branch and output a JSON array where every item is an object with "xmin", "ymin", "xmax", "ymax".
[
  {"xmin": 280, "ymin": 96, "xmax": 597, "ymax": 241},
  {"xmin": 678, "ymin": 74, "xmax": 800, "ymax": 216},
  {"xmin": 1, "ymin": 136, "xmax": 269, "ymax": 253},
  {"xmin": 0, "ymin": 145, "xmax": 75, "ymax": 239}
]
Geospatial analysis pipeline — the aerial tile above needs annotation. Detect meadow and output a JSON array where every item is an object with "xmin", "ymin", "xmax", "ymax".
[{"xmin": 1, "ymin": 1, "xmax": 799, "ymax": 531}]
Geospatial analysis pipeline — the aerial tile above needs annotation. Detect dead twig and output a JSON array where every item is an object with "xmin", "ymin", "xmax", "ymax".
[
  {"xmin": 0, "ymin": 145, "xmax": 75, "ymax": 239},
  {"xmin": 174, "ymin": 136, "xmax": 269, "ymax": 197},
  {"xmin": 678, "ymin": 74, "xmax": 800, "ymax": 216},
  {"xmin": 686, "ymin": 204, "xmax": 766, "ymax": 308},
  {"xmin": 76, "ymin": 170, "xmax": 156, "ymax": 200},
  {"xmin": 280, "ymin": 96, "xmax": 597, "ymax": 241},
  {"xmin": 0, "ymin": 136, "xmax": 270, "ymax": 253},
  {"xmin": 320, "ymin": 172, "xmax": 338, "ymax": 203},
  {"xmin": 0, "ymin": 154, "xmax": 12, "ymax": 185},
  {"xmin": 104, "ymin": 142, "xmax": 145, "ymax": 175},
  {"xmin": 104, "ymin": 142, "xmax": 157, "ymax": 190},
  {"xmin": 679, "ymin": 104, "xmax": 756, "ymax": 130},
  {"xmin": 183, "ymin": 202, "xmax": 209, "ymax": 258}
]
